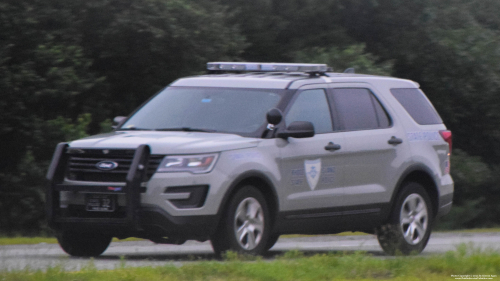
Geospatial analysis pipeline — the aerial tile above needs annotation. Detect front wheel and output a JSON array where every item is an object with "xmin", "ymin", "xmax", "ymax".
[
  {"xmin": 265, "ymin": 234, "xmax": 280, "ymax": 251},
  {"xmin": 57, "ymin": 231, "xmax": 112, "ymax": 257},
  {"xmin": 377, "ymin": 182, "xmax": 433, "ymax": 255},
  {"xmin": 211, "ymin": 186, "xmax": 271, "ymax": 256}
]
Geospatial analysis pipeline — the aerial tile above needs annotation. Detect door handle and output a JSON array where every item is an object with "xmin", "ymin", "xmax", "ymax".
[
  {"xmin": 388, "ymin": 136, "xmax": 403, "ymax": 145},
  {"xmin": 325, "ymin": 142, "xmax": 341, "ymax": 151}
]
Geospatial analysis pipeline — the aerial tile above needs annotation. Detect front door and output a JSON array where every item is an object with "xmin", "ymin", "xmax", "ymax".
[{"xmin": 278, "ymin": 85, "xmax": 346, "ymax": 213}]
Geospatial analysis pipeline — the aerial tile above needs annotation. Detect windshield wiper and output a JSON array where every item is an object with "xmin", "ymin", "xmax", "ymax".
[
  {"xmin": 116, "ymin": 127, "xmax": 153, "ymax": 131},
  {"xmin": 155, "ymin": 127, "xmax": 217, "ymax": 133}
]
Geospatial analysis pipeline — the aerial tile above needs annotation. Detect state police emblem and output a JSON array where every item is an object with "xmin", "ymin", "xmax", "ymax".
[{"xmin": 304, "ymin": 159, "xmax": 321, "ymax": 190}]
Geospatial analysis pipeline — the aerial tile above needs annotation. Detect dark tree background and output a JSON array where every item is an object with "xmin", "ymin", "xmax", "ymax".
[{"xmin": 1, "ymin": 0, "xmax": 499, "ymax": 235}]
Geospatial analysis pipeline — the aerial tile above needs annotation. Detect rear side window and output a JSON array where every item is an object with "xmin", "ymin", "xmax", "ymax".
[
  {"xmin": 331, "ymin": 88, "xmax": 391, "ymax": 131},
  {"xmin": 391, "ymin": 88, "xmax": 442, "ymax": 125}
]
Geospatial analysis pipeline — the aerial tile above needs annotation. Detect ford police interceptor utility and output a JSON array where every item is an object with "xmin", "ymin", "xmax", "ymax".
[{"xmin": 46, "ymin": 62, "xmax": 453, "ymax": 257}]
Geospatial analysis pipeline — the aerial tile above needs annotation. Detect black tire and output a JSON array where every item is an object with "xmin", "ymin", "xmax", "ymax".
[
  {"xmin": 265, "ymin": 234, "xmax": 280, "ymax": 251},
  {"xmin": 211, "ymin": 185, "xmax": 271, "ymax": 256},
  {"xmin": 377, "ymin": 182, "xmax": 433, "ymax": 255},
  {"xmin": 57, "ymin": 231, "xmax": 112, "ymax": 257}
]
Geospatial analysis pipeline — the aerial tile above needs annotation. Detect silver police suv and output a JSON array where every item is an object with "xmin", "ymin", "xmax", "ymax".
[{"xmin": 47, "ymin": 62, "xmax": 453, "ymax": 257}]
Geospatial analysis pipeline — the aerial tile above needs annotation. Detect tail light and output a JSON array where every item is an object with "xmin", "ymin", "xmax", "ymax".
[
  {"xmin": 439, "ymin": 130, "xmax": 452, "ymax": 153},
  {"xmin": 440, "ymin": 130, "xmax": 452, "ymax": 174}
]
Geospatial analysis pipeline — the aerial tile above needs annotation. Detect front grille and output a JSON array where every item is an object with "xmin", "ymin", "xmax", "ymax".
[{"xmin": 65, "ymin": 149, "xmax": 164, "ymax": 182}]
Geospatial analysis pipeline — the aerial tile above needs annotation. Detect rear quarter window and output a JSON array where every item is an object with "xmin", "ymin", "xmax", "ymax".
[{"xmin": 390, "ymin": 88, "xmax": 443, "ymax": 125}]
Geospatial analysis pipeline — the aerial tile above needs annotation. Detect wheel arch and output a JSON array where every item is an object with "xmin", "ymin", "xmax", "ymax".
[
  {"xmin": 389, "ymin": 164, "xmax": 440, "ymax": 219},
  {"xmin": 215, "ymin": 171, "xmax": 279, "ymax": 231}
]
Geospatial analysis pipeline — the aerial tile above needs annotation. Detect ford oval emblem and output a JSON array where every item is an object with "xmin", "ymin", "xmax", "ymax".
[{"xmin": 96, "ymin": 161, "xmax": 119, "ymax": 171}]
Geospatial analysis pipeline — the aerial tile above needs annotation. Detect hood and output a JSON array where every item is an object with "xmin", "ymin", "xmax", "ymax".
[{"xmin": 69, "ymin": 131, "xmax": 261, "ymax": 154}]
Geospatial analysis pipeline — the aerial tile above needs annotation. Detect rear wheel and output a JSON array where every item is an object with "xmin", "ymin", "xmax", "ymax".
[
  {"xmin": 211, "ymin": 186, "xmax": 271, "ymax": 256},
  {"xmin": 377, "ymin": 182, "xmax": 433, "ymax": 255},
  {"xmin": 57, "ymin": 231, "xmax": 112, "ymax": 257}
]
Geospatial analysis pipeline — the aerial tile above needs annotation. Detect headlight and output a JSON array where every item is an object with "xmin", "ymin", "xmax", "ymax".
[{"xmin": 157, "ymin": 154, "xmax": 219, "ymax": 174}]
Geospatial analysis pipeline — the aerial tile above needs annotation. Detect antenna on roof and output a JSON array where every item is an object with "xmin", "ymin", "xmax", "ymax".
[{"xmin": 343, "ymin": 68, "xmax": 355, "ymax": 74}]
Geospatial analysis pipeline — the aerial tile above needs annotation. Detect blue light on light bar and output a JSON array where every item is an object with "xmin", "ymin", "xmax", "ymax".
[{"xmin": 207, "ymin": 62, "xmax": 328, "ymax": 73}]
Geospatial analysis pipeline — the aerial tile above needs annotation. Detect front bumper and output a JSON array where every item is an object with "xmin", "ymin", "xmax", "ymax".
[{"xmin": 46, "ymin": 143, "xmax": 217, "ymax": 240}]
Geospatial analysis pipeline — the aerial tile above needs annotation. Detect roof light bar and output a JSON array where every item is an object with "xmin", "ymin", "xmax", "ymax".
[{"xmin": 207, "ymin": 62, "xmax": 328, "ymax": 73}]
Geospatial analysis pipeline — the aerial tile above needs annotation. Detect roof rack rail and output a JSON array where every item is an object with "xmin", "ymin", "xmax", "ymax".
[{"xmin": 207, "ymin": 62, "xmax": 329, "ymax": 74}]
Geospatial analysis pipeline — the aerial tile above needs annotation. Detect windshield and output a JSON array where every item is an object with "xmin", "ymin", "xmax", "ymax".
[{"xmin": 120, "ymin": 86, "xmax": 284, "ymax": 136}]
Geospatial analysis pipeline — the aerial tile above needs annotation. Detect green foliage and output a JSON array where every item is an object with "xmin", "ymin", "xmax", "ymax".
[
  {"xmin": 340, "ymin": 0, "xmax": 500, "ymax": 166},
  {"xmin": 2, "ymin": 0, "xmax": 500, "ymax": 233},
  {"xmin": 0, "ymin": 114, "xmax": 91, "ymax": 235},
  {"xmin": 451, "ymin": 150, "xmax": 493, "ymax": 192},
  {"xmin": 295, "ymin": 44, "xmax": 393, "ymax": 75},
  {"xmin": 45, "ymin": 114, "xmax": 92, "ymax": 142},
  {"xmin": 219, "ymin": 0, "xmax": 355, "ymax": 62},
  {"xmin": 82, "ymin": 0, "xmax": 246, "ymax": 115},
  {"xmin": 99, "ymin": 118, "xmax": 114, "ymax": 134},
  {"xmin": 0, "ymin": 0, "xmax": 246, "ymax": 235},
  {"xmin": 438, "ymin": 199, "xmax": 486, "ymax": 230},
  {"xmin": 437, "ymin": 150, "xmax": 500, "ymax": 229}
]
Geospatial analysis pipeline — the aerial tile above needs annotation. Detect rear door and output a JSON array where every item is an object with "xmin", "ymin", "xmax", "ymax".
[{"xmin": 327, "ymin": 84, "xmax": 413, "ymax": 214}]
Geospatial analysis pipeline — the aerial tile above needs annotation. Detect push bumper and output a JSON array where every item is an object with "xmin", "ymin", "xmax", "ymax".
[{"xmin": 46, "ymin": 143, "xmax": 217, "ymax": 240}]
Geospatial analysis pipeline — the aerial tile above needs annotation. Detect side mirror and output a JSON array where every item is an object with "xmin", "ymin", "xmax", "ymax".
[
  {"xmin": 277, "ymin": 121, "xmax": 315, "ymax": 139},
  {"xmin": 112, "ymin": 116, "xmax": 127, "ymax": 129},
  {"xmin": 266, "ymin": 108, "xmax": 283, "ymax": 125}
]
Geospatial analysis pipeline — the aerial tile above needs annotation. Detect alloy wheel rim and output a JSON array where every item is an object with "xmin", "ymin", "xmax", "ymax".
[
  {"xmin": 233, "ymin": 197, "xmax": 264, "ymax": 250},
  {"xmin": 400, "ymin": 193, "xmax": 428, "ymax": 245}
]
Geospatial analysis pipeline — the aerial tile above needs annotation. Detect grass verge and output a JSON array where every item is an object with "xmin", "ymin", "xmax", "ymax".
[
  {"xmin": 0, "ymin": 237, "xmax": 142, "ymax": 246},
  {"xmin": 443, "ymin": 227, "xmax": 500, "ymax": 234},
  {"xmin": 2, "ymin": 227, "xmax": 500, "ymax": 245},
  {"xmin": 0, "ymin": 244, "xmax": 499, "ymax": 280}
]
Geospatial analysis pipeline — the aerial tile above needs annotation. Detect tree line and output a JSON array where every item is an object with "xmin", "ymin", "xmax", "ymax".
[{"xmin": 1, "ymin": 0, "xmax": 500, "ymax": 235}]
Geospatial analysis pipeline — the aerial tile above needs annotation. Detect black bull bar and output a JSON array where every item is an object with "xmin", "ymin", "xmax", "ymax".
[{"xmin": 46, "ymin": 143, "xmax": 151, "ymax": 231}]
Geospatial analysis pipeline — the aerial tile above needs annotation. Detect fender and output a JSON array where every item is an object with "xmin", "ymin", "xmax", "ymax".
[
  {"xmin": 387, "ymin": 163, "xmax": 440, "ymax": 220},
  {"xmin": 214, "ymin": 170, "xmax": 279, "ymax": 223}
]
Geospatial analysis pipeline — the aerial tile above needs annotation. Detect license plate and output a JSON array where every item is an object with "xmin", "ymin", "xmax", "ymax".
[{"xmin": 86, "ymin": 194, "xmax": 116, "ymax": 212}]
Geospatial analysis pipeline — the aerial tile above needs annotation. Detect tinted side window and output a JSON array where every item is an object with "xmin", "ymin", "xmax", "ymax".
[
  {"xmin": 285, "ymin": 89, "xmax": 333, "ymax": 134},
  {"xmin": 332, "ymin": 88, "xmax": 391, "ymax": 131},
  {"xmin": 391, "ymin": 88, "xmax": 443, "ymax": 125}
]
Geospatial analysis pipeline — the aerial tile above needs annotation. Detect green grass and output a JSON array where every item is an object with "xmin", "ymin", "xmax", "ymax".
[
  {"xmin": 0, "ymin": 237, "xmax": 59, "ymax": 246},
  {"xmin": 442, "ymin": 227, "xmax": 500, "ymax": 234},
  {"xmin": 281, "ymin": 231, "xmax": 367, "ymax": 238},
  {"xmin": 0, "ymin": 237, "xmax": 142, "ymax": 246},
  {"xmin": 0, "ymin": 233, "xmax": 368, "ymax": 245},
  {"xmin": 0, "ymin": 245, "xmax": 499, "ymax": 280},
  {"xmin": 1, "ymin": 227, "xmax": 499, "ymax": 245}
]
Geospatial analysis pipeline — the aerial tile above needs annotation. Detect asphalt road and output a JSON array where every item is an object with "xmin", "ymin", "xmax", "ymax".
[{"xmin": 1, "ymin": 232, "xmax": 499, "ymax": 271}]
